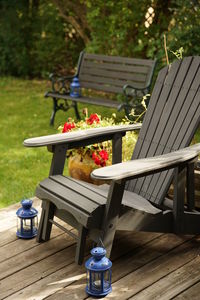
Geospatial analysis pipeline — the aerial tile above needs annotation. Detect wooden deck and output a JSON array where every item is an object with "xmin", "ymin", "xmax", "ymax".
[{"xmin": 1, "ymin": 199, "xmax": 200, "ymax": 300}]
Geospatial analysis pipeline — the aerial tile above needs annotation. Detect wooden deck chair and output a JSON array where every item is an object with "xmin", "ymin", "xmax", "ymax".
[{"xmin": 24, "ymin": 56, "xmax": 200, "ymax": 264}]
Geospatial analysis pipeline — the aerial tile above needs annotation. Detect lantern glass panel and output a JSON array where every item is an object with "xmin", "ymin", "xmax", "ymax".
[
  {"xmin": 32, "ymin": 216, "xmax": 38, "ymax": 228},
  {"xmin": 92, "ymin": 272, "xmax": 102, "ymax": 291},
  {"xmin": 22, "ymin": 219, "xmax": 31, "ymax": 231},
  {"xmin": 104, "ymin": 270, "xmax": 111, "ymax": 290},
  {"xmin": 17, "ymin": 218, "xmax": 21, "ymax": 231}
]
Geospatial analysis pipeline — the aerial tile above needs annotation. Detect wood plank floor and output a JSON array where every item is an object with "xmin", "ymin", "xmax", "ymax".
[{"xmin": 1, "ymin": 199, "xmax": 200, "ymax": 300}]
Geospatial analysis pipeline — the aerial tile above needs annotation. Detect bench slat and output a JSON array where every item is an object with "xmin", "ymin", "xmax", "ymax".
[
  {"xmin": 80, "ymin": 73, "xmax": 147, "ymax": 86},
  {"xmin": 81, "ymin": 81, "xmax": 145, "ymax": 93},
  {"xmin": 81, "ymin": 61, "xmax": 150, "ymax": 74},
  {"xmin": 80, "ymin": 81, "xmax": 124, "ymax": 94},
  {"xmin": 80, "ymin": 66, "xmax": 148, "ymax": 82},
  {"xmin": 84, "ymin": 53, "xmax": 155, "ymax": 66},
  {"xmin": 45, "ymin": 92, "xmax": 120, "ymax": 108}
]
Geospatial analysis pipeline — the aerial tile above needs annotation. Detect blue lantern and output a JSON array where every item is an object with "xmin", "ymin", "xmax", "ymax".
[
  {"xmin": 16, "ymin": 199, "xmax": 38, "ymax": 239},
  {"xmin": 85, "ymin": 247, "xmax": 112, "ymax": 297},
  {"xmin": 70, "ymin": 77, "xmax": 81, "ymax": 98}
]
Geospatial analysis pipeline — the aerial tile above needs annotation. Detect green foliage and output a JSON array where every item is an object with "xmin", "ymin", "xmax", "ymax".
[
  {"xmin": 0, "ymin": 0, "xmax": 200, "ymax": 76},
  {"xmin": 167, "ymin": 0, "xmax": 200, "ymax": 59},
  {"xmin": 0, "ymin": 0, "xmax": 83, "ymax": 78},
  {"xmin": 0, "ymin": 1, "xmax": 30, "ymax": 76},
  {"xmin": 86, "ymin": 0, "xmax": 150, "ymax": 57},
  {"xmin": 85, "ymin": 0, "xmax": 200, "ymax": 67},
  {"xmin": 170, "ymin": 47, "xmax": 184, "ymax": 60}
]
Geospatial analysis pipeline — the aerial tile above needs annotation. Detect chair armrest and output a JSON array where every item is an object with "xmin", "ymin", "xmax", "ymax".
[
  {"xmin": 23, "ymin": 124, "xmax": 141, "ymax": 148},
  {"xmin": 91, "ymin": 143, "xmax": 200, "ymax": 181}
]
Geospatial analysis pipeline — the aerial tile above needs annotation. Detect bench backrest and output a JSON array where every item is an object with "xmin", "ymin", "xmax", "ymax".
[{"xmin": 77, "ymin": 52, "xmax": 157, "ymax": 94}]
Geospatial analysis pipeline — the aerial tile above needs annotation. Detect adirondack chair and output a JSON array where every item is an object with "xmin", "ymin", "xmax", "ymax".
[{"xmin": 24, "ymin": 56, "xmax": 200, "ymax": 265}]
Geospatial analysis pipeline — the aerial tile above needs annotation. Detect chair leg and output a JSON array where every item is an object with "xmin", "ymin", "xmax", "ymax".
[
  {"xmin": 36, "ymin": 205, "xmax": 45, "ymax": 242},
  {"xmin": 100, "ymin": 225, "xmax": 117, "ymax": 258},
  {"xmin": 37, "ymin": 201, "xmax": 55, "ymax": 242},
  {"xmin": 100, "ymin": 180, "xmax": 125, "ymax": 258},
  {"xmin": 75, "ymin": 226, "xmax": 88, "ymax": 265}
]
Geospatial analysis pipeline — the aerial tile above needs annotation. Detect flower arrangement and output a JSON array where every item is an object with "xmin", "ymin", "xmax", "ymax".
[
  {"xmin": 59, "ymin": 112, "xmax": 115, "ymax": 168},
  {"xmin": 58, "ymin": 111, "xmax": 138, "ymax": 171}
]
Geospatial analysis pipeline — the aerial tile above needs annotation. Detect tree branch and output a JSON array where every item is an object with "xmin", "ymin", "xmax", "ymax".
[{"xmin": 52, "ymin": 0, "xmax": 90, "ymax": 45}]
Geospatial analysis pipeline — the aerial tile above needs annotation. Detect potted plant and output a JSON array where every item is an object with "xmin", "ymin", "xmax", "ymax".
[{"xmin": 58, "ymin": 111, "xmax": 138, "ymax": 184}]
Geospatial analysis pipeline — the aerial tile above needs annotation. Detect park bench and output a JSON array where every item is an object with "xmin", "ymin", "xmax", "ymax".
[{"xmin": 45, "ymin": 51, "xmax": 157, "ymax": 125}]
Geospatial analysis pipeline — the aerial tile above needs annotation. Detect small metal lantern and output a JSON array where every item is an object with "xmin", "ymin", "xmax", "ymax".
[
  {"xmin": 70, "ymin": 77, "xmax": 81, "ymax": 98},
  {"xmin": 85, "ymin": 247, "xmax": 112, "ymax": 297},
  {"xmin": 16, "ymin": 199, "xmax": 38, "ymax": 239}
]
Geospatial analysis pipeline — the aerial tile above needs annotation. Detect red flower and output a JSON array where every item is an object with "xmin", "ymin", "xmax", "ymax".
[
  {"xmin": 100, "ymin": 161, "xmax": 106, "ymax": 167},
  {"xmin": 94, "ymin": 156, "xmax": 101, "ymax": 165},
  {"xmin": 62, "ymin": 122, "xmax": 76, "ymax": 133},
  {"xmin": 92, "ymin": 150, "xmax": 109, "ymax": 166},
  {"xmin": 99, "ymin": 150, "xmax": 109, "ymax": 161},
  {"xmin": 86, "ymin": 113, "xmax": 100, "ymax": 125}
]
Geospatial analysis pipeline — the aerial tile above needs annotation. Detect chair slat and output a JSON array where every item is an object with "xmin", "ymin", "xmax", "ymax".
[
  {"xmin": 155, "ymin": 87, "xmax": 200, "ymax": 203},
  {"xmin": 126, "ymin": 62, "xmax": 179, "ymax": 192},
  {"xmin": 127, "ymin": 57, "xmax": 200, "ymax": 207},
  {"xmin": 51, "ymin": 175, "xmax": 106, "ymax": 205},
  {"xmin": 39, "ymin": 178, "xmax": 103, "ymax": 214},
  {"xmin": 137, "ymin": 57, "xmax": 194, "ymax": 197},
  {"xmin": 147, "ymin": 59, "xmax": 200, "ymax": 202}
]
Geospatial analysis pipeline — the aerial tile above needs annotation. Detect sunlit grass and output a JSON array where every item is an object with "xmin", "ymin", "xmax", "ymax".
[{"xmin": 0, "ymin": 77, "xmax": 123, "ymax": 208}]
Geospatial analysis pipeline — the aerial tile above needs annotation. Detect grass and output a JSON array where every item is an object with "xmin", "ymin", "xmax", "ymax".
[
  {"xmin": 0, "ymin": 77, "xmax": 124, "ymax": 208},
  {"xmin": 1, "ymin": 77, "xmax": 200, "ymax": 209}
]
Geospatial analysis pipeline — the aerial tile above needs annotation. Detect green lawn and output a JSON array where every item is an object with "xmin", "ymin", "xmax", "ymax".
[
  {"xmin": 1, "ymin": 77, "xmax": 200, "ymax": 209},
  {"xmin": 0, "ymin": 77, "xmax": 122, "ymax": 208}
]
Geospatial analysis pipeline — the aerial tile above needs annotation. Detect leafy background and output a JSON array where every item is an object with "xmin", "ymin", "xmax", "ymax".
[{"xmin": 0, "ymin": 0, "xmax": 199, "ymax": 78}]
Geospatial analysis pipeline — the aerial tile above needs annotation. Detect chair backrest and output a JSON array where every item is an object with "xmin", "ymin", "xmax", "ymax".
[
  {"xmin": 127, "ymin": 56, "xmax": 200, "ymax": 205},
  {"xmin": 77, "ymin": 52, "xmax": 156, "ymax": 94}
]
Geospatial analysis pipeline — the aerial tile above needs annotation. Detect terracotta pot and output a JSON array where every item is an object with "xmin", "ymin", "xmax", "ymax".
[{"xmin": 68, "ymin": 154, "xmax": 107, "ymax": 185}]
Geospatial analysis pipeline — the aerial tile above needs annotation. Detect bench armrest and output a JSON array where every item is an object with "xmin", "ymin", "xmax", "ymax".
[
  {"xmin": 23, "ymin": 124, "xmax": 141, "ymax": 148},
  {"xmin": 48, "ymin": 73, "xmax": 76, "ymax": 94},
  {"xmin": 91, "ymin": 143, "xmax": 200, "ymax": 181},
  {"xmin": 123, "ymin": 84, "xmax": 150, "ymax": 97}
]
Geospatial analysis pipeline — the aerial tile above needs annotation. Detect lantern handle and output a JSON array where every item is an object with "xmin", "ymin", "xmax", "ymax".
[{"xmin": 98, "ymin": 237, "xmax": 105, "ymax": 248}]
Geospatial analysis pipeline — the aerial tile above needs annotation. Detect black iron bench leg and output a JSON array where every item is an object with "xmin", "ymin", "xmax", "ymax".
[
  {"xmin": 50, "ymin": 98, "xmax": 58, "ymax": 126},
  {"xmin": 73, "ymin": 102, "xmax": 81, "ymax": 120}
]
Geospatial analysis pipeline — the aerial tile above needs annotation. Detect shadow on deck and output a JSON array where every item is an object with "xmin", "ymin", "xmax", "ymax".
[{"xmin": 0, "ymin": 198, "xmax": 200, "ymax": 300}]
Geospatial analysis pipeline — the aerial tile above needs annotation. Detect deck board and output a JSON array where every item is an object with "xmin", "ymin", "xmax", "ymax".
[{"xmin": 0, "ymin": 199, "xmax": 200, "ymax": 299}]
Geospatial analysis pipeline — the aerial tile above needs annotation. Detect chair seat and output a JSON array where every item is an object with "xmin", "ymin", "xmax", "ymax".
[{"xmin": 36, "ymin": 175, "xmax": 161, "ymax": 229}]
